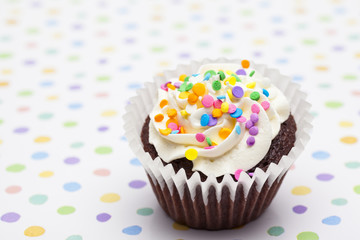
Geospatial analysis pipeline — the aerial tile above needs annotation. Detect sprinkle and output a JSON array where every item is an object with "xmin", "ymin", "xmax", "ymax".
[
  {"xmin": 168, "ymin": 122, "xmax": 178, "ymax": 130},
  {"xmin": 249, "ymin": 70, "xmax": 255, "ymax": 77},
  {"xmin": 166, "ymin": 118, "xmax": 178, "ymax": 126},
  {"xmin": 212, "ymin": 108, "xmax": 223, "ymax": 118},
  {"xmin": 249, "ymin": 126, "xmax": 258, "ymax": 136},
  {"xmin": 200, "ymin": 114, "xmax": 210, "ymax": 126},
  {"xmin": 206, "ymin": 137, "xmax": 212, "ymax": 146},
  {"xmin": 159, "ymin": 99, "xmax": 168, "ymax": 108},
  {"xmin": 154, "ymin": 114, "xmax": 164, "ymax": 122},
  {"xmin": 217, "ymin": 95, "xmax": 226, "ymax": 100},
  {"xmin": 159, "ymin": 128, "xmax": 172, "ymax": 136},
  {"xmin": 248, "ymin": 172, "xmax": 254, "ymax": 177},
  {"xmin": 246, "ymin": 136, "xmax": 255, "ymax": 146},
  {"xmin": 221, "ymin": 102, "xmax": 229, "ymax": 113},
  {"xmin": 180, "ymin": 110, "xmax": 189, "ymax": 118},
  {"xmin": 246, "ymin": 82, "xmax": 256, "ymax": 89},
  {"xmin": 218, "ymin": 71, "xmax": 226, "ymax": 80},
  {"xmin": 225, "ymin": 70, "xmax": 235, "ymax": 75},
  {"xmin": 184, "ymin": 76, "xmax": 190, "ymax": 82},
  {"xmin": 174, "ymin": 82, "xmax": 182, "ymax": 88},
  {"xmin": 241, "ymin": 60, "xmax": 250, "ymax": 69},
  {"xmin": 213, "ymin": 99, "xmax": 223, "ymax": 109},
  {"xmin": 245, "ymin": 120, "xmax": 254, "ymax": 129},
  {"xmin": 167, "ymin": 108, "xmax": 177, "ymax": 118},
  {"xmin": 201, "ymin": 94, "xmax": 214, "ymax": 108},
  {"xmin": 185, "ymin": 148, "xmax": 198, "ymax": 160},
  {"xmin": 178, "ymin": 82, "xmax": 187, "ymax": 92},
  {"xmin": 261, "ymin": 101, "xmax": 270, "ymax": 110},
  {"xmin": 180, "ymin": 126, "xmax": 185, "ymax": 133},
  {"xmin": 208, "ymin": 115, "xmax": 218, "ymax": 126},
  {"xmin": 192, "ymin": 83, "xmax": 206, "ymax": 96},
  {"xmin": 212, "ymin": 80, "xmax": 222, "ymax": 91},
  {"xmin": 204, "ymin": 70, "xmax": 216, "ymax": 77},
  {"xmin": 171, "ymin": 130, "xmax": 179, "ymax": 134},
  {"xmin": 187, "ymin": 93, "xmax": 198, "ymax": 105},
  {"xmin": 185, "ymin": 83, "xmax": 193, "ymax": 91},
  {"xmin": 262, "ymin": 88, "xmax": 269, "ymax": 97},
  {"xmin": 179, "ymin": 74, "xmax": 187, "ymax": 81},
  {"xmin": 232, "ymin": 86, "xmax": 244, "ymax": 98},
  {"xmin": 212, "ymin": 141, "xmax": 218, "ymax": 146},
  {"xmin": 251, "ymin": 104, "xmax": 260, "ymax": 113},
  {"xmin": 231, "ymin": 73, "xmax": 241, "ymax": 82},
  {"xmin": 250, "ymin": 91, "xmax": 260, "ymax": 101},
  {"xmin": 179, "ymin": 91, "xmax": 190, "ymax": 99},
  {"xmin": 228, "ymin": 104, "xmax": 237, "ymax": 113},
  {"xmin": 195, "ymin": 133, "xmax": 205, "ymax": 142},
  {"xmin": 235, "ymin": 125, "xmax": 241, "ymax": 135},
  {"xmin": 167, "ymin": 83, "xmax": 176, "ymax": 90},
  {"xmin": 227, "ymin": 89, "xmax": 234, "ymax": 99},
  {"xmin": 203, "ymin": 72, "xmax": 211, "ymax": 81},
  {"xmin": 192, "ymin": 74, "xmax": 199, "ymax": 77},
  {"xmin": 230, "ymin": 108, "xmax": 243, "ymax": 118},
  {"xmin": 228, "ymin": 76, "xmax": 236, "ymax": 85},
  {"xmin": 250, "ymin": 113, "xmax": 259, "ymax": 123},
  {"xmin": 160, "ymin": 83, "xmax": 168, "ymax": 91},
  {"xmin": 234, "ymin": 169, "xmax": 243, "ymax": 180},
  {"xmin": 237, "ymin": 116, "xmax": 247, "ymax": 123},
  {"xmin": 236, "ymin": 69, "xmax": 246, "ymax": 75},
  {"xmin": 219, "ymin": 128, "xmax": 231, "ymax": 139},
  {"xmin": 204, "ymin": 146, "xmax": 215, "ymax": 149}
]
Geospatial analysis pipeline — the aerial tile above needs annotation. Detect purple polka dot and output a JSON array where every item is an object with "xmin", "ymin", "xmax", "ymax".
[
  {"xmin": 69, "ymin": 85, "xmax": 81, "ymax": 90},
  {"xmin": 24, "ymin": 59, "xmax": 36, "ymax": 65},
  {"xmin": 179, "ymin": 53, "xmax": 191, "ymax": 58},
  {"xmin": 129, "ymin": 180, "xmax": 146, "ymax": 189},
  {"xmin": 96, "ymin": 213, "xmax": 111, "ymax": 222},
  {"xmin": 1, "ymin": 212, "xmax": 20, "ymax": 223},
  {"xmin": 64, "ymin": 157, "xmax": 80, "ymax": 165},
  {"xmin": 13, "ymin": 127, "xmax": 29, "ymax": 134},
  {"xmin": 98, "ymin": 126, "xmax": 108, "ymax": 132},
  {"xmin": 316, "ymin": 173, "xmax": 334, "ymax": 181},
  {"xmin": 293, "ymin": 205, "xmax": 307, "ymax": 214}
]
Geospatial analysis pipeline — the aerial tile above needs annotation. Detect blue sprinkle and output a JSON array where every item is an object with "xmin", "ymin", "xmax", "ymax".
[
  {"xmin": 192, "ymin": 73, "xmax": 199, "ymax": 77},
  {"xmin": 217, "ymin": 95, "xmax": 226, "ymax": 100},
  {"xmin": 236, "ymin": 125, "xmax": 241, "ymax": 135},
  {"xmin": 262, "ymin": 88, "xmax": 269, "ymax": 97},
  {"xmin": 203, "ymin": 72, "xmax": 211, "ymax": 81},
  {"xmin": 200, "ymin": 114, "xmax": 210, "ymax": 126},
  {"xmin": 171, "ymin": 130, "xmax": 179, "ymax": 134},
  {"xmin": 230, "ymin": 108, "xmax": 243, "ymax": 118}
]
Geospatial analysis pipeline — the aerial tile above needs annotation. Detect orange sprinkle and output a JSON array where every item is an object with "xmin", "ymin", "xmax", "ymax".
[
  {"xmin": 179, "ymin": 74, "xmax": 187, "ymax": 82},
  {"xmin": 219, "ymin": 128, "xmax": 231, "ymax": 139},
  {"xmin": 166, "ymin": 118, "xmax": 178, "ymax": 126},
  {"xmin": 167, "ymin": 83, "xmax": 176, "ymax": 90},
  {"xmin": 159, "ymin": 128, "xmax": 172, "ymax": 136},
  {"xmin": 192, "ymin": 83, "xmax": 206, "ymax": 96},
  {"xmin": 179, "ymin": 92, "xmax": 190, "ymax": 99},
  {"xmin": 187, "ymin": 93, "xmax": 198, "ymax": 105},
  {"xmin": 211, "ymin": 141, "xmax": 218, "ymax": 146},
  {"xmin": 159, "ymin": 99, "xmax": 168, "ymax": 108},
  {"xmin": 212, "ymin": 109, "xmax": 223, "ymax": 118},
  {"xmin": 154, "ymin": 114, "xmax": 164, "ymax": 122},
  {"xmin": 180, "ymin": 126, "xmax": 185, "ymax": 133},
  {"xmin": 241, "ymin": 60, "xmax": 250, "ymax": 69},
  {"xmin": 167, "ymin": 108, "xmax": 177, "ymax": 118}
]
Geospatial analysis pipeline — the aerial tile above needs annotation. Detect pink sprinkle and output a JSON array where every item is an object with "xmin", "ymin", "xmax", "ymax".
[
  {"xmin": 234, "ymin": 169, "xmax": 243, "ymax": 180},
  {"xmin": 167, "ymin": 122, "xmax": 178, "ymax": 130},
  {"xmin": 228, "ymin": 104, "xmax": 237, "ymax": 114},
  {"xmin": 201, "ymin": 95, "xmax": 214, "ymax": 108},
  {"xmin": 213, "ymin": 99, "xmax": 223, "ymax": 109},
  {"xmin": 204, "ymin": 146, "xmax": 215, "ymax": 149},
  {"xmin": 261, "ymin": 101, "xmax": 270, "ymax": 110},
  {"xmin": 237, "ymin": 116, "xmax": 247, "ymax": 123},
  {"xmin": 160, "ymin": 84, "xmax": 168, "ymax": 91},
  {"xmin": 248, "ymin": 172, "xmax": 254, "ymax": 177},
  {"xmin": 246, "ymin": 136, "xmax": 255, "ymax": 146},
  {"xmin": 195, "ymin": 133, "xmax": 206, "ymax": 142},
  {"xmin": 251, "ymin": 104, "xmax": 260, "ymax": 114}
]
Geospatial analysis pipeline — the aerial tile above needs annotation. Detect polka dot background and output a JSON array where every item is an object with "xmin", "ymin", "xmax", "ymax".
[{"xmin": 0, "ymin": 0, "xmax": 359, "ymax": 239}]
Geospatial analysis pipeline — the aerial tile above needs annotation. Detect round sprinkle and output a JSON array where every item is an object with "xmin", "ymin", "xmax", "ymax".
[
  {"xmin": 234, "ymin": 169, "xmax": 243, "ymax": 180},
  {"xmin": 228, "ymin": 76, "xmax": 236, "ymax": 85},
  {"xmin": 167, "ymin": 108, "xmax": 177, "ymax": 118},
  {"xmin": 213, "ymin": 100, "xmax": 222, "ymax": 109},
  {"xmin": 171, "ymin": 130, "xmax": 179, "ymax": 134},
  {"xmin": 201, "ymin": 95, "xmax": 214, "ymax": 108},
  {"xmin": 250, "ymin": 91, "xmax": 260, "ymax": 101},
  {"xmin": 232, "ymin": 86, "xmax": 244, "ymax": 98},
  {"xmin": 167, "ymin": 122, "xmax": 178, "ymax": 130},
  {"xmin": 237, "ymin": 116, "xmax": 247, "ymax": 123},
  {"xmin": 241, "ymin": 60, "xmax": 250, "ymax": 68},
  {"xmin": 179, "ymin": 91, "xmax": 190, "ymax": 99},
  {"xmin": 204, "ymin": 70, "xmax": 216, "ymax": 77},
  {"xmin": 185, "ymin": 148, "xmax": 198, "ymax": 161},
  {"xmin": 217, "ymin": 95, "xmax": 226, "ymax": 100},
  {"xmin": 245, "ymin": 120, "xmax": 254, "ymax": 129},
  {"xmin": 185, "ymin": 83, "xmax": 193, "ymax": 91},
  {"xmin": 246, "ymin": 82, "xmax": 256, "ymax": 89},
  {"xmin": 235, "ymin": 125, "xmax": 241, "ymax": 135},
  {"xmin": 206, "ymin": 137, "xmax": 212, "ymax": 146},
  {"xmin": 236, "ymin": 69, "xmax": 246, "ymax": 75},
  {"xmin": 208, "ymin": 115, "xmax": 218, "ymax": 126},
  {"xmin": 200, "ymin": 114, "xmax": 210, "ymax": 126},
  {"xmin": 219, "ymin": 128, "xmax": 231, "ymax": 139},
  {"xmin": 261, "ymin": 101, "xmax": 270, "ymax": 110},
  {"xmin": 247, "ymin": 136, "xmax": 255, "ymax": 146},
  {"xmin": 174, "ymin": 82, "xmax": 182, "ymax": 88},
  {"xmin": 166, "ymin": 118, "xmax": 178, "ymax": 127},
  {"xmin": 179, "ymin": 74, "xmax": 187, "ymax": 81},
  {"xmin": 159, "ymin": 99, "xmax": 168, "ymax": 108},
  {"xmin": 154, "ymin": 114, "xmax": 164, "ymax": 122},
  {"xmin": 180, "ymin": 110, "xmax": 189, "ymax": 118},
  {"xmin": 250, "ymin": 113, "xmax": 259, "ymax": 123},
  {"xmin": 192, "ymin": 83, "xmax": 206, "ymax": 96},
  {"xmin": 249, "ymin": 126, "xmax": 259, "ymax": 136},
  {"xmin": 218, "ymin": 71, "xmax": 226, "ymax": 80},
  {"xmin": 228, "ymin": 104, "xmax": 237, "ymax": 114},
  {"xmin": 221, "ymin": 102, "xmax": 229, "ymax": 113},
  {"xmin": 187, "ymin": 93, "xmax": 198, "ymax": 105},
  {"xmin": 212, "ymin": 108, "xmax": 223, "ymax": 118},
  {"xmin": 230, "ymin": 108, "xmax": 243, "ymax": 118},
  {"xmin": 251, "ymin": 104, "xmax": 260, "ymax": 113},
  {"xmin": 159, "ymin": 128, "xmax": 172, "ymax": 136},
  {"xmin": 195, "ymin": 133, "xmax": 205, "ymax": 142},
  {"xmin": 262, "ymin": 88, "xmax": 269, "ymax": 97},
  {"xmin": 249, "ymin": 70, "xmax": 255, "ymax": 77},
  {"xmin": 212, "ymin": 80, "xmax": 222, "ymax": 91}
]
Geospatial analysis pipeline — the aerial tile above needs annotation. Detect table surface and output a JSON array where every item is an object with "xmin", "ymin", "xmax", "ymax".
[{"xmin": 0, "ymin": 0, "xmax": 359, "ymax": 239}]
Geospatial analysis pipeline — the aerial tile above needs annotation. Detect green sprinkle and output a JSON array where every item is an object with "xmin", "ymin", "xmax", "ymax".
[
  {"xmin": 178, "ymin": 82, "xmax": 187, "ymax": 92},
  {"xmin": 184, "ymin": 76, "xmax": 190, "ymax": 82},
  {"xmin": 212, "ymin": 80, "xmax": 222, "ymax": 91},
  {"xmin": 250, "ymin": 92, "xmax": 260, "ymax": 101},
  {"xmin": 231, "ymin": 73, "xmax": 241, "ymax": 82},
  {"xmin": 249, "ymin": 70, "xmax": 255, "ymax": 77},
  {"xmin": 185, "ymin": 83, "xmax": 193, "ymax": 91},
  {"xmin": 218, "ymin": 71, "xmax": 226, "ymax": 80},
  {"xmin": 204, "ymin": 70, "xmax": 216, "ymax": 77},
  {"xmin": 206, "ymin": 137, "xmax": 212, "ymax": 146}
]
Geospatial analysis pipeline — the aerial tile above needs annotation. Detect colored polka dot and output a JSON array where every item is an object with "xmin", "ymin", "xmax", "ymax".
[
  {"xmin": 94, "ymin": 169, "xmax": 110, "ymax": 176},
  {"xmin": 95, "ymin": 146, "xmax": 113, "ymax": 154},
  {"xmin": 291, "ymin": 186, "xmax": 311, "ymax": 195},
  {"xmin": 6, "ymin": 164, "xmax": 26, "ymax": 173},
  {"xmin": 340, "ymin": 136, "xmax": 357, "ymax": 144},
  {"xmin": 101, "ymin": 110, "xmax": 117, "ymax": 117},
  {"xmin": 136, "ymin": 208, "xmax": 154, "ymax": 216},
  {"xmin": 1, "ymin": 212, "xmax": 20, "ymax": 223},
  {"xmin": 312, "ymin": 151, "xmax": 330, "ymax": 160},
  {"xmin": 38, "ymin": 112, "xmax": 53, "ymax": 120},
  {"xmin": 322, "ymin": 216, "xmax": 341, "ymax": 225},
  {"xmin": 24, "ymin": 226, "xmax": 45, "ymax": 237},
  {"xmin": 129, "ymin": 180, "xmax": 146, "ymax": 189},
  {"xmin": 267, "ymin": 226, "xmax": 284, "ymax": 236},
  {"xmin": 97, "ymin": 213, "xmax": 111, "ymax": 222},
  {"xmin": 64, "ymin": 121, "xmax": 77, "ymax": 127},
  {"xmin": 63, "ymin": 182, "xmax": 82, "ymax": 192},
  {"xmin": 98, "ymin": 126, "xmax": 108, "ymax": 132},
  {"xmin": 339, "ymin": 121, "xmax": 353, "ymax": 127},
  {"xmin": 316, "ymin": 173, "xmax": 334, "ymax": 181},
  {"xmin": 130, "ymin": 158, "xmax": 141, "ymax": 166},
  {"xmin": 345, "ymin": 161, "xmax": 360, "ymax": 169},
  {"xmin": 31, "ymin": 152, "xmax": 49, "ymax": 160},
  {"xmin": 172, "ymin": 222, "xmax": 189, "ymax": 231},
  {"xmin": 29, "ymin": 194, "xmax": 48, "ymax": 205},
  {"xmin": 34, "ymin": 136, "xmax": 51, "ymax": 143},
  {"xmin": 13, "ymin": 127, "xmax": 29, "ymax": 134},
  {"xmin": 354, "ymin": 185, "xmax": 360, "ymax": 194},
  {"xmin": 66, "ymin": 235, "xmax": 83, "ymax": 240},
  {"xmin": 100, "ymin": 193, "xmax": 120, "ymax": 203},
  {"xmin": 325, "ymin": 101, "xmax": 343, "ymax": 109},
  {"xmin": 5, "ymin": 185, "xmax": 21, "ymax": 194},
  {"xmin": 18, "ymin": 90, "xmax": 33, "ymax": 97},
  {"xmin": 57, "ymin": 206, "xmax": 76, "ymax": 215},
  {"xmin": 70, "ymin": 142, "xmax": 84, "ymax": 148},
  {"xmin": 64, "ymin": 157, "xmax": 80, "ymax": 165},
  {"xmin": 331, "ymin": 198, "xmax": 347, "ymax": 206},
  {"xmin": 293, "ymin": 205, "xmax": 307, "ymax": 214},
  {"xmin": 297, "ymin": 232, "xmax": 319, "ymax": 240},
  {"xmin": 122, "ymin": 225, "xmax": 142, "ymax": 235},
  {"xmin": 39, "ymin": 171, "xmax": 54, "ymax": 178},
  {"xmin": 68, "ymin": 103, "xmax": 83, "ymax": 109}
]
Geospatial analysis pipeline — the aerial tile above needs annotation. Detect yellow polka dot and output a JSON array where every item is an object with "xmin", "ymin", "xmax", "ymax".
[
  {"xmin": 39, "ymin": 171, "xmax": 54, "ymax": 178},
  {"xmin": 355, "ymin": 53, "xmax": 360, "ymax": 59},
  {"xmin": 2, "ymin": 69, "xmax": 12, "ymax": 75},
  {"xmin": 103, "ymin": 46, "xmax": 115, "ymax": 53},
  {"xmin": 0, "ymin": 81, "xmax": 9, "ymax": 87},
  {"xmin": 100, "ymin": 193, "xmax": 120, "ymax": 203},
  {"xmin": 34, "ymin": 136, "xmax": 51, "ymax": 143},
  {"xmin": 24, "ymin": 226, "xmax": 45, "ymax": 237},
  {"xmin": 0, "ymin": 139, "xmax": 3, "ymax": 144},
  {"xmin": 172, "ymin": 222, "xmax": 189, "ymax": 231},
  {"xmin": 43, "ymin": 68, "xmax": 55, "ymax": 74},
  {"xmin": 339, "ymin": 121, "xmax": 353, "ymax": 128},
  {"xmin": 47, "ymin": 95, "xmax": 58, "ymax": 100},
  {"xmin": 253, "ymin": 38, "xmax": 266, "ymax": 45},
  {"xmin": 315, "ymin": 66, "xmax": 328, "ymax": 71},
  {"xmin": 101, "ymin": 110, "xmax": 117, "ymax": 117},
  {"xmin": 340, "ymin": 136, "xmax": 357, "ymax": 144},
  {"xmin": 291, "ymin": 186, "xmax": 311, "ymax": 195}
]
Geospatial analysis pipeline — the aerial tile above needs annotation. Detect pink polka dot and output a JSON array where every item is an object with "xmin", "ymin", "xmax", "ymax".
[
  {"xmin": 95, "ymin": 92, "xmax": 109, "ymax": 98},
  {"xmin": 5, "ymin": 185, "xmax": 22, "ymax": 194},
  {"xmin": 18, "ymin": 106, "xmax": 30, "ymax": 112},
  {"xmin": 94, "ymin": 169, "xmax": 111, "ymax": 176}
]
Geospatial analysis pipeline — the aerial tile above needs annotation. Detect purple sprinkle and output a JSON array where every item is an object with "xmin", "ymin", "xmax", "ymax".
[
  {"xmin": 250, "ymin": 113, "xmax": 259, "ymax": 123},
  {"xmin": 248, "ymin": 172, "xmax": 254, "ymax": 177},
  {"xmin": 13, "ymin": 127, "xmax": 29, "ymax": 134},
  {"xmin": 292, "ymin": 205, "xmax": 307, "ymax": 214},
  {"xmin": 232, "ymin": 86, "xmax": 244, "ymax": 98},
  {"xmin": 246, "ymin": 136, "xmax": 255, "ymax": 146},
  {"xmin": 173, "ymin": 82, "xmax": 182, "ymax": 88},
  {"xmin": 208, "ymin": 115, "xmax": 218, "ymax": 126},
  {"xmin": 249, "ymin": 126, "xmax": 259, "ymax": 136},
  {"xmin": 96, "ymin": 213, "xmax": 111, "ymax": 222},
  {"xmin": 1, "ymin": 212, "xmax": 20, "ymax": 223},
  {"xmin": 129, "ymin": 180, "xmax": 146, "ymax": 189},
  {"xmin": 236, "ymin": 69, "xmax": 246, "ymax": 75},
  {"xmin": 64, "ymin": 157, "xmax": 80, "ymax": 165},
  {"xmin": 245, "ymin": 120, "xmax": 254, "ymax": 129}
]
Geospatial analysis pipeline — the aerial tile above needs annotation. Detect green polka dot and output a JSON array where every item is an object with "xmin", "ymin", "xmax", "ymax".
[
  {"xmin": 57, "ymin": 206, "xmax": 76, "ymax": 215},
  {"xmin": 0, "ymin": 52, "xmax": 12, "ymax": 59},
  {"xmin": 325, "ymin": 101, "xmax": 343, "ymax": 109},
  {"xmin": 0, "ymin": 119, "xmax": 3, "ymax": 125},
  {"xmin": 29, "ymin": 194, "xmax": 48, "ymax": 205},
  {"xmin": 318, "ymin": 83, "xmax": 331, "ymax": 88},
  {"xmin": 97, "ymin": 16, "xmax": 109, "ymax": 23},
  {"xmin": 197, "ymin": 41, "xmax": 209, "ymax": 47},
  {"xmin": 27, "ymin": 28, "xmax": 39, "ymax": 34},
  {"xmin": 74, "ymin": 73, "xmax": 85, "ymax": 78},
  {"xmin": 95, "ymin": 146, "xmax": 113, "ymax": 154},
  {"xmin": 64, "ymin": 121, "xmax": 77, "ymax": 128},
  {"xmin": 354, "ymin": 185, "xmax": 360, "ymax": 194},
  {"xmin": 297, "ymin": 231, "xmax": 319, "ymax": 240},
  {"xmin": 345, "ymin": 161, "xmax": 360, "ymax": 169},
  {"xmin": 46, "ymin": 49, "xmax": 57, "ymax": 55},
  {"xmin": 97, "ymin": 76, "xmax": 111, "ymax": 82},
  {"xmin": 240, "ymin": 9, "xmax": 253, "ymax": 16},
  {"xmin": 267, "ymin": 226, "xmax": 284, "ymax": 236},
  {"xmin": 173, "ymin": 22, "xmax": 186, "ymax": 29},
  {"xmin": 70, "ymin": 142, "xmax": 84, "ymax": 148},
  {"xmin": 331, "ymin": 198, "xmax": 347, "ymax": 206},
  {"xmin": 319, "ymin": 15, "xmax": 332, "ymax": 22},
  {"xmin": 343, "ymin": 75, "xmax": 358, "ymax": 81},
  {"xmin": 38, "ymin": 113, "xmax": 53, "ymax": 120},
  {"xmin": 66, "ymin": 235, "xmax": 82, "ymax": 240},
  {"xmin": 68, "ymin": 55, "xmax": 79, "ymax": 61},
  {"xmin": 222, "ymin": 48, "xmax": 233, "ymax": 54},
  {"xmin": 18, "ymin": 90, "xmax": 33, "ymax": 97},
  {"xmin": 136, "ymin": 208, "xmax": 154, "ymax": 216},
  {"xmin": 302, "ymin": 39, "xmax": 317, "ymax": 45},
  {"xmin": 349, "ymin": 34, "xmax": 359, "ymax": 40},
  {"xmin": 6, "ymin": 164, "xmax": 26, "ymax": 173},
  {"xmin": 151, "ymin": 46, "xmax": 165, "ymax": 53}
]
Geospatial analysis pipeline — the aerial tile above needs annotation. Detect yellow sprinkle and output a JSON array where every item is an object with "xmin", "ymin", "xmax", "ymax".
[
  {"xmin": 179, "ymin": 92, "xmax": 190, "ymax": 99},
  {"xmin": 228, "ymin": 76, "xmax": 236, "ymax": 85},
  {"xmin": 159, "ymin": 128, "xmax": 172, "ymax": 136},
  {"xmin": 244, "ymin": 91, "xmax": 250, "ymax": 97},
  {"xmin": 185, "ymin": 148, "xmax": 198, "ymax": 161},
  {"xmin": 167, "ymin": 83, "xmax": 176, "ymax": 90},
  {"xmin": 180, "ymin": 110, "xmax": 189, "ymax": 118},
  {"xmin": 227, "ymin": 89, "xmax": 234, "ymax": 99},
  {"xmin": 246, "ymin": 82, "xmax": 256, "ymax": 89},
  {"xmin": 219, "ymin": 128, "xmax": 232, "ymax": 139},
  {"xmin": 180, "ymin": 126, "xmax": 185, "ymax": 133},
  {"xmin": 179, "ymin": 74, "xmax": 187, "ymax": 82},
  {"xmin": 225, "ymin": 70, "xmax": 235, "ymax": 75},
  {"xmin": 211, "ymin": 141, "xmax": 218, "ymax": 146},
  {"xmin": 221, "ymin": 102, "xmax": 229, "ymax": 113},
  {"xmin": 291, "ymin": 186, "xmax": 311, "ymax": 196}
]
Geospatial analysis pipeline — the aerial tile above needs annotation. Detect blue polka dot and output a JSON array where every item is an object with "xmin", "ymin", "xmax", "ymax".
[
  {"xmin": 293, "ymin": 75, "xmax": 304, "ymax": 82},
  {"xmin": 120, "ymin": 65, "xmax": 132, "ymax": 71},
  {"xmin": 121, "ymin": 136, "xmax": 127, "ymax": 141},
  {"xmin": 68, "ymin": 103, "xmax": 83, "ymax": 110},
  {"xmin": 322, "ymin": 216, "xmax": 341, "ymax": 225},
  {"xmin": 127, "ymin": 83, "xmax": 142, "ymax": 89},
  {"xmin": 130, "ymin": 158, "xmax": 141, "ymax": 166},
  {"xmin": 40, "ymin": 81, "xmax": 54, "ymax": 87},
  {"xmin": 31, "ymin": 152, "xmax": 49, "ymax": 160},
  {"xmin": 63, "ymin": 182, "xmax": 81, "ymax": 192},
  {"xmin": 122, "ymin": 225, "xmax": 142, "ymax": 235},
  {"xmin": 312, "ymin": 151, "xmax": 330, "ymax": 160}
]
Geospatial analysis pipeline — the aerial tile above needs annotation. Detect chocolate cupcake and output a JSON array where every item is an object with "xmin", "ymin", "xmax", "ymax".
[{"xmin": 124, "ymin": 59, "xmax": 312, "ymax": 230}]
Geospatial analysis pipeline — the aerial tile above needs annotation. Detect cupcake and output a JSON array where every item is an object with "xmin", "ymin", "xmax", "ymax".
[{"xmin": 124, "ymin": 59, "xmax": 312, "ymax": 230}]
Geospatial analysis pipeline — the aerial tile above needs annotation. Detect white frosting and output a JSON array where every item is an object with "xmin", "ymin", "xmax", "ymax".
[{"xmin": 148, "ymin": 63, "xmax": 290, "ymax": 177}]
